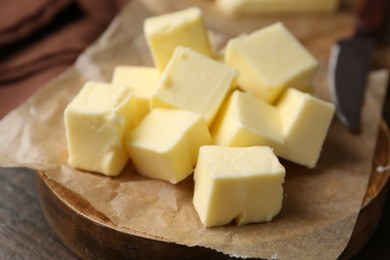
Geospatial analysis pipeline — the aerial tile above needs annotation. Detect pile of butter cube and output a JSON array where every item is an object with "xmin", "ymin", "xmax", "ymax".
[{"xmin": 64, "ymin": 7, "xmax": 335, "ymax": 227}]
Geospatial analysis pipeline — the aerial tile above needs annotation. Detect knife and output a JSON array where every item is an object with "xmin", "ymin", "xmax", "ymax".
[{"xmin": 328, "ymin": 0, "xmax": 386, "ymax": 131}]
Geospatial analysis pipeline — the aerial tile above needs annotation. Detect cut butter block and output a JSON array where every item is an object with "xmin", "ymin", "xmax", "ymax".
[
  {"xmin": 212, "ymin": 90, "xmax": 284, "ymax": 148},
  {"xmin": 193, "ymin": 146, "xmax": 285, "ymax": 227},
  {"xmin": 153, "ymin": 46, "xmax": 238, "ymax": 125},
  {"xmin": 144, "ymin": 7, "xmax": 213, "ymax": 71},
  {"xmin": 217, "ymin": 0, "xmax": 339, "ymax": 16},
  {"xmin": 275, "ymin": 88, "xmax": 335, "ymax": 168},
  {"xmin": 112, "ymin": 66, "xmax": 160, "ymax": 120},
  {"xmin": 64, "ymin": 81, "xmax": 138, "ymax": 176},
  {"xmin": 126, "ymin": 108, "xmax": 213, "ymax": 184},
  {"xmin": 225, "ymin": 22, "xmax": 318, "ymax": 103}
]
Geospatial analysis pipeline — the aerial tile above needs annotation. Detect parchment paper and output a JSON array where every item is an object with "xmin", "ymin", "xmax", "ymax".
[{"xmin": 0, "ymin": 1, "xmax": 389, "ymax": 259}]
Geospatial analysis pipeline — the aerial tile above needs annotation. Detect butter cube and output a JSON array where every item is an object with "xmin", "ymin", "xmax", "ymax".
[
  {"xmin": 144, "ymin": 7, "xmax": 213, "ymax": 71},
  {"xmin": 112, "ymin": 66, "xmax": 160, "ymax": 120},
  {"xmin": 64, "ymin": 81, "xmax": 138, "ymax": 176},
  {"xmin": 212, "ymin": 90, "xmax": 284, "ymax": 148},
  {"xmin": 126, "ymin": 108, "xmax": 213, "ymax": 184},
  {"xmin": 153, "ymin": 46, "xmax": 238, "ymax": 125},
  {"xmin": 193, "ymin": 146, "xmax": 285, "ymax": 227},
  {"xmin": 225, "ymin": 22, "xmax": 318, "ymax": 103},
  {"xmin": 275, "ymin": 88, "xmax": 335, "ymax": 168},
  {"xmin": 217, "ymin": 0, "xmax": 339, "ymax": 16}
]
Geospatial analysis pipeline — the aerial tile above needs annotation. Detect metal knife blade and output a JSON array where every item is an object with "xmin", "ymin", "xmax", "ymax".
[
  {"xmin": 328, "ymin": 0, "xmax": 386, "ymax": 131},
  {"xmin": 329, "ymin": 37, "xmax": 374, "ymax": 130}
]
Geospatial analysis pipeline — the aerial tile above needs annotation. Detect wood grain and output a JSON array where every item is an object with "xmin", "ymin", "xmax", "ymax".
[
  {"xmin": 340, "ymin": 120, "xmax": 390, "ymax": 259},
  {"xmin": 0, "ymin": 168, "xmax": 76, "ymax": 259},
  {"xmin": 35, "ymin": 121, "xmax": 390, "ymax": 259}
]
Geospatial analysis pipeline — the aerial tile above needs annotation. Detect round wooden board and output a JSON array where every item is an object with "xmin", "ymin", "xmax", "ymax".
[{"xmin": 37, "ymin": 121, "xmax": 390, "ymax": 259}]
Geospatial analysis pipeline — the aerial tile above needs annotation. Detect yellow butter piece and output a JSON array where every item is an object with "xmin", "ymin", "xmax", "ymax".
[
  {"xmin": 212, "ymin": 90, "xmax": 284, "ymax": 148},
  {"xmin": 64, "ymin": 81, "xmax": 138, "ymax": 176},
  {"xmin": 225, "ymin": 22, "xmax": 318, "ymax": 103},
  {"xmin": 275, "ymin": 88, "xmax": 335, "ymax": 168},
  {"xmin": 153, "ymin": 46, "xmax": 238, "ymax": 125},
  {"xmin": 126, "ymin": 108, "xmax": 213, "ymax": 184},
  {"xmin": 144, "ymin": 7, "xmax": 213, "ymax": 72},
  {"xmin": 112, "ymin": 66, "xmax": 160, "ymax": 120},
  {"xmin": 193, "ymin": 146, "xmax": 285, "ymax": 227},
  {"xmin": 217, "ymin": 0, "xmax": 339, "ymax": 15}
]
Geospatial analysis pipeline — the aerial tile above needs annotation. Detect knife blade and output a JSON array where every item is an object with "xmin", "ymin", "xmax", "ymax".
[{"xmin": 328, "ymin": 0, "xmax": 386, "ymax": 131}]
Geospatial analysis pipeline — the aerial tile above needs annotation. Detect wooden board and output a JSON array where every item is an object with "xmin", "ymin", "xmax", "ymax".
[{"xmin": 37, "ymin": 120, "xmax": 390, "ymax": 259}]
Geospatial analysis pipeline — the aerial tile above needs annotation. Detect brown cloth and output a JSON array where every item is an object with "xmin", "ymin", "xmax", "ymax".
[{"xmin": 0, "ymin": 0, "xmax": 127, "ymax": 118}]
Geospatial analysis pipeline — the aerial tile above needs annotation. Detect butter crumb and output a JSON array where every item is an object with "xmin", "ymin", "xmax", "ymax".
[{"xmin": 376, "ymin": 165, "xmax": 390, "ymax": 173}]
